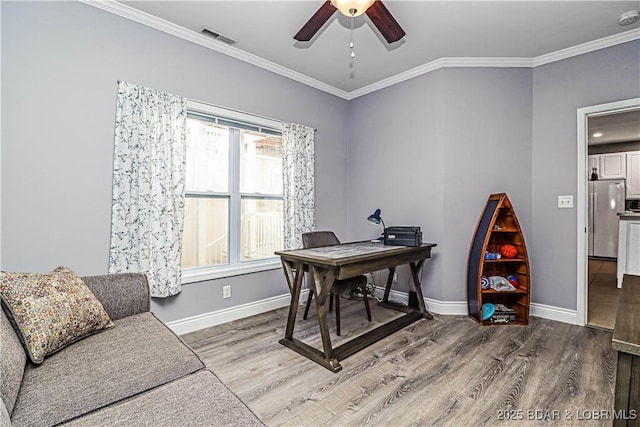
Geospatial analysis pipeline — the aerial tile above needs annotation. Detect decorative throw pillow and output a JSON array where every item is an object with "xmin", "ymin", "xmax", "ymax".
[{"xmin": 0, "ymin": 266, "xmax": 113, "ymax": 364}]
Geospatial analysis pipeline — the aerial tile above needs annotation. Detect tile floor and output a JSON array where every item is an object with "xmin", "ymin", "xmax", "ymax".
[{"xmin": 587, "ymin": 258, "xmax": 620, "ymax": 330}]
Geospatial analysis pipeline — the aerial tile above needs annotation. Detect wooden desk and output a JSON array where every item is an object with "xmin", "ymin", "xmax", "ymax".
[
  {"xmin": 613, "ymin": 274, "xmax": 640, "ymax": 426},
  {"xmin": 275, "ymin": 241, "xmax": 436, "ymax": 372}
]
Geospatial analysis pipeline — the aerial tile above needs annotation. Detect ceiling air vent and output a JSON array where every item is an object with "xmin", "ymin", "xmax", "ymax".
[{"xmin": 201, "ymin": 28, "xmax": 237, "ymax": 45}]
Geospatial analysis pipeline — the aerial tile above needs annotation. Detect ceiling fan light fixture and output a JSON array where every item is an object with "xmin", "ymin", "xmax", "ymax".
[
  {"xmin": 618, "ymin": 10, "xmax": 640, "ymax": 26},
  {"xmin": 331, "ymin": 0, "xmax": 375, "ymax": 17}
]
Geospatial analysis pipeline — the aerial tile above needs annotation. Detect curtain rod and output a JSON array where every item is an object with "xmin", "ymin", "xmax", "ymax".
[
  {"xmin": 187, "ymin": 97, "xmax": 317, "ymax": 131},
  {"xmin": 116, "ymin": 81, "xmax": 316, "ymax": 131}
]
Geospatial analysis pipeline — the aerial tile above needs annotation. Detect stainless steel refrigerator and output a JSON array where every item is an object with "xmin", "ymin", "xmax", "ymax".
[{"xmin": 589, "ymin": 179, "xmax": 626, "ymax": 258}]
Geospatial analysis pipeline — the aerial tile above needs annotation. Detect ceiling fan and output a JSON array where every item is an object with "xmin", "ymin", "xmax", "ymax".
[{"xmin": 294, "ymin": 0, "xmax": 406, "ymax": 44}]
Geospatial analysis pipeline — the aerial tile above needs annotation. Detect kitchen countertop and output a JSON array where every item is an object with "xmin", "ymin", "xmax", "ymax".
[
  {"xmin": 613, "ymin": 275, "xmax": 640, "ymax": 356},
  {"xmin": 618, "ymin": 211, "xmax": 640, "ymax": 218}
]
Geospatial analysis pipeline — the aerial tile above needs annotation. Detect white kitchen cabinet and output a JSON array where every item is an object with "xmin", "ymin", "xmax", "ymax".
[
  {"xmin": 600, "ymin": 152, "xmax": 626, "ymax": 179},
  {"xmin": 626, "ymin": 151, "xmax": 640, "ymax": 199},
  {"xmin": 617, "ymin": 213, "xmax": 640, "ymax": 288}
]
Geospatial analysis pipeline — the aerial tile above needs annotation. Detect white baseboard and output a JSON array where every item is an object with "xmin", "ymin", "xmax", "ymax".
[
  {"xmin": 376, "ymin": 287, "xmax": 468, "ymax": 315},
  {"xmin": 166, "ymin": 288, "xmax": 578, "ymax": 335},
  {"xmin": 530, "ymin": 302, "xmax": 578, "ymax": 325},
  {"xmin": 425, "ymin": 299, "xmax": 469, "ymax": 315},
  {"xmin": 375, "ymin": 287, "xmax": 579, "ymax": 323},
  {"xmin": 166, "ymin": 289, "xmax": 309, "ymax": 335}
]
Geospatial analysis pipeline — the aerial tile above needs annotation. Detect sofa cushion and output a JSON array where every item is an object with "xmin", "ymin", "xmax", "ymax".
[
  {"xmin": 82, "ymin": 273, "xmax": 150, "ymax": 321},
  {"xmin": 10, "ymin": 312, "xmax": 204, "ymax": 426},
  {"xmin": 0, "ymin": 266, "xmax": 113, "ymax": 364},
  {"xmin": 0, "ymin": 310, "xmax": 26, "ymax": 416},
  {"xmin": 61, "ymin": 370, "xmax": 263, "ymax": 427}
]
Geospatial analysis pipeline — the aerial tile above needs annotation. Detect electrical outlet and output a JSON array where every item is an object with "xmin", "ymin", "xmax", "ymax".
[
  {"xmin": 558, "ymin": 195, "xmax": 574, "ymax": 208},
  {"xmin": 223, "ymin": 285, "xmax": 231, "ymax": 299}
]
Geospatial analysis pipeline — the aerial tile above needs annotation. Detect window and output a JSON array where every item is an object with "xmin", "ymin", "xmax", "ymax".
[{"xmin": 182, "ymin": 101, "xmax": 284, "ymax": 282}]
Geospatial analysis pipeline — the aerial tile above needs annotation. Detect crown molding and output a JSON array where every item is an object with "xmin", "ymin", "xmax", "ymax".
[
  {"xmin": 80, "ymin": 1, "xmax": 640, "ymax": 101},
  {"xmin": 345, "ymin": 57, "xmax": 534, "ymax": 100},
  {"xmin": 348, "ymin": 28, "xmax": 640, "ymax": 99},
  {"xmin": 78, "ymin": 0, "xmax": 351, "ymax": 100},
  {"xmin": 532, "ymin": 27, "xmax": 640, "ymax": 67}
]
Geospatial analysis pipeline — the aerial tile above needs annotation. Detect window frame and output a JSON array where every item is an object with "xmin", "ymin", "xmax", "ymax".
[{"xmin": 182, "ymin": 100, "xmax": 283, "ymax": 284}]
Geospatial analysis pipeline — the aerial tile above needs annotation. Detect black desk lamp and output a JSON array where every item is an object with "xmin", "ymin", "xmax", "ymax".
[{"xmin": 367, "ymin": 208, "xmax": 385, "ymax": 232}]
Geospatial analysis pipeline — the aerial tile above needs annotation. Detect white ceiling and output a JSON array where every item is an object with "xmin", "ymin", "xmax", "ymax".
[
  {"xmin": 119, "ymin": 0, "xmax": 640, "ymax": 95},
  {"xmin": 588, "ymin": 109, "xmax": 640, "ymax": 145}
]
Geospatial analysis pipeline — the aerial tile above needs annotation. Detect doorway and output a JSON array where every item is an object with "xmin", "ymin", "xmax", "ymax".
[
  {"xmin": 576, "ymin": 98, "xmax": 640, "ymax": 327},
  {"xmin": 586, "ymin": 109, "xmax": 640, "ymax": 328}
]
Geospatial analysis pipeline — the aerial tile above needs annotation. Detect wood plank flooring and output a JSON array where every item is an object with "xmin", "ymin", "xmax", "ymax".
[
  {"xmin": 588, "ymin": 259, "xmax": 620, "ymax": 330},
  {"xmin": 182, "ymin": 298, "xmax": 617, "ymax": 426}
]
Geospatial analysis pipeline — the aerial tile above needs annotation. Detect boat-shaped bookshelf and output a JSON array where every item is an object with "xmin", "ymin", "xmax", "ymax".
[{"xmin": 467, "ymin": 193, "xmax": 530, "ymax": 325}]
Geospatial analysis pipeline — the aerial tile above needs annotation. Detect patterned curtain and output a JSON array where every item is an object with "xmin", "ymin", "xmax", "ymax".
[
  {"xmin": 109, "ymin": 81, "xmax": 187, "ymax": 298},
  {"xmin": 282, "ymin": 123, "xmax": 316, "ymax": 250}
]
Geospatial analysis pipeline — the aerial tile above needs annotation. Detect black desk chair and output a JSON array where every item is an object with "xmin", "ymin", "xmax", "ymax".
[{"xmin": 302, "ymin": 231, "xmax": 371, "ymax": 336}]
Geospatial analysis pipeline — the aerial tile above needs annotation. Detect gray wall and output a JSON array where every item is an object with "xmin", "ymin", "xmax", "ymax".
[
  {"xmin": 346, "ymin": 67, "xmax": 533, "ymax": 302},
  {"xmin": 1, "ymin": 1, "xmax": 349, "ymax": 322},
  {"xmin": 346, "ymin": 69, "xmax": 446, "ymax": 299},
  {"xmin": 531, "ymin": 40, "xmax": 640, "ymax": 310},
  {"xmin": 3, "ymin": 1, "xmax": 639, "ymax": 322},
  {"xmin": 440, "ymin": 69, "xmax": 533, "ymax": 301},
  {"xmin": 345, "ymin": 41, "xmax": 640, "ymax": 312}
]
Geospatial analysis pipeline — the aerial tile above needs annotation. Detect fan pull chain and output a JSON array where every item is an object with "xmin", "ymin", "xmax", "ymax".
[{"xmin": 350, "ymin": 10, "xmax": 356, "ymax": 59}]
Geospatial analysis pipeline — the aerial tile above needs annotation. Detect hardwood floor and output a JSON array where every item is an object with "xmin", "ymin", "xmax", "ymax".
[
  {"xmin": 182, "ymin": 298, "xmax": 617, "ymax": 426},
  {"xmin": 588, "ymin": 259, "xmax": 620, "ymax": 330}
]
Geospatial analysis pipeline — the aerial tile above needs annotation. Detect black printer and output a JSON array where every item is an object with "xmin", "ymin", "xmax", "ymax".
[{"xmin": 383, "ymin": 226, "xmax": 422, "ymax": 246}]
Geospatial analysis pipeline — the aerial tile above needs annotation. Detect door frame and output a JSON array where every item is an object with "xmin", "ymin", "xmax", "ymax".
[{"xmin": 576, "ymin": 97, "xmax": 640, "ymax": 326}]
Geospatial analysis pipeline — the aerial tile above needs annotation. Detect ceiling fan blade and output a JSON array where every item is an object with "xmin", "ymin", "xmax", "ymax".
[
  {"xmin": 294, "ymin": 1, "xmax": 336, "ymax": 42},
  {"xmin": 365, "ymin": 1, "xmax": 406, "ymax": 43}
]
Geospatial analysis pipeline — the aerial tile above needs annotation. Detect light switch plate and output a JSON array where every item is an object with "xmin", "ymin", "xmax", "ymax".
[{"xmin": 558, "ymin": 195, "xmax": 574, "ymax": 208}]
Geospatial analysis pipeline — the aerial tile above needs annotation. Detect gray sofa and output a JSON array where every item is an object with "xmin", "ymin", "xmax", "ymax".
[{"xmin": 1, "ymin": 273, "xmax": 263, "ymax": 427}]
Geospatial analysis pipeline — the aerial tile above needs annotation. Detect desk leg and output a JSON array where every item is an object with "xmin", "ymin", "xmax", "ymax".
[
  {"xmin": 311, "ymin": 266, "xmax": 341, "ymax": 371},
  {"xmin": 282, "ymin": 261, "xmax": 303, "ymax": 340},
  {"xmin": 279, "ymin": 262, "xmax": 342, "ymax": 372},
  {"xmin": 410, "ymin": 260, "xmax": 433, "ymax": 320},
  {"xmin": 382, "ymin": 267, "xmax": 396, "ymax": 303}
]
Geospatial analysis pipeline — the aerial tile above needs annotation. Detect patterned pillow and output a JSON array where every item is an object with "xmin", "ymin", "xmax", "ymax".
[{"xmin": 0, "ymin": 266, "xmax": 113, "ymax": 364}]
